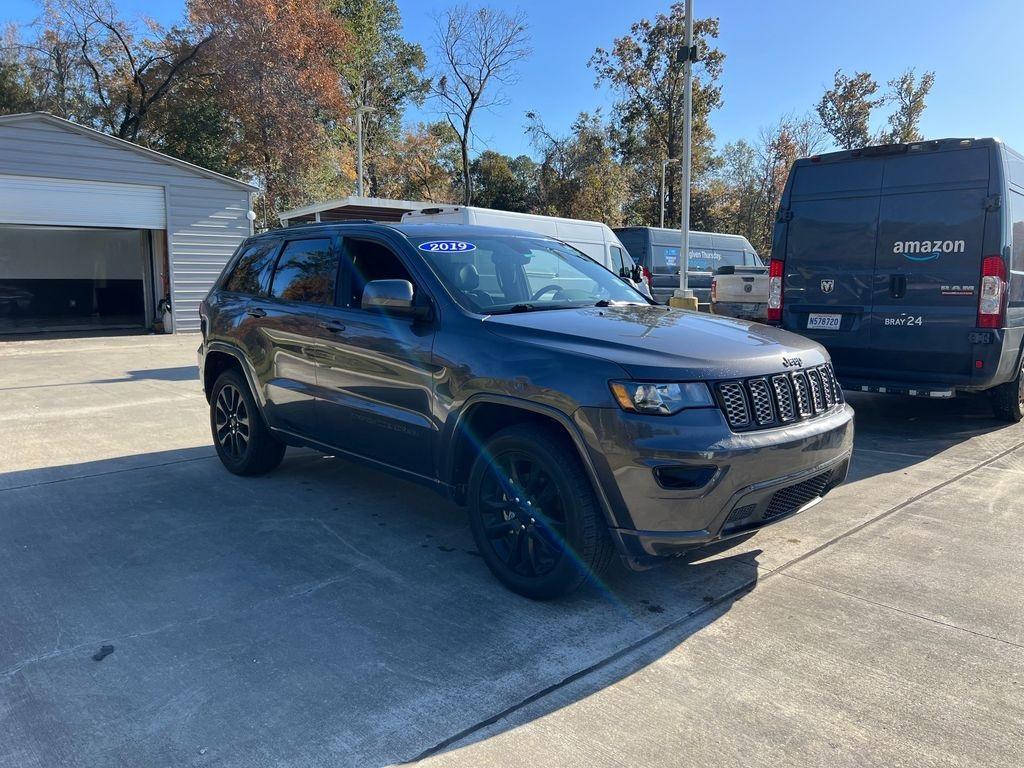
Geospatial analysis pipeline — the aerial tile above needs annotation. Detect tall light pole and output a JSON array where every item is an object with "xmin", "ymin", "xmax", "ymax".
[
  {"xmin": 660, "ymin": 158, "xmax": 679, "ymax": 228},
  {"xmin": 354, "ymin": 105, "xmax": 375, "ymax": 198},
  {"xmin": 673, "ymin": 0, "xmax": 696, "ymax": 308}
]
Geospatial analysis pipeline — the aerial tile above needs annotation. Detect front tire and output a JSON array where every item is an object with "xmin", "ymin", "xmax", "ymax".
[
  {"xmin": 210, "ymin": 369, "xmax": 285, "ymax": 475},
  {"xmin": 991, "ymin": 356, "xmax": 1024, "ymax": 423},
  {"xmin": 467, "ymin": 424, "xmax": 615, "ymax": 599}
]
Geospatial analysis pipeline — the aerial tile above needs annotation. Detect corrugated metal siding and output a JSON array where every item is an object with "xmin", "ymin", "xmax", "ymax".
[
  {"xmin": 0, "ymin": 117, "xmax": 251, "ymax": 332},
  {"xmin": 0, "ymin": 173, "xmax": 166, "ymax": 228}
]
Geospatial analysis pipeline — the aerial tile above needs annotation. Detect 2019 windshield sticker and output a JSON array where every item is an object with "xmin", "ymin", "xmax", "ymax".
[{"xmin": 418, "ymin": 240, "xmax": 476, "ymax": 253}]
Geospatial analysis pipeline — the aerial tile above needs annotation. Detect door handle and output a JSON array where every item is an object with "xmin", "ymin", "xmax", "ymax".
[
  {"xmin": 246, "ymin": 307, "xmax": 267, "ymax": 318},
  {"xmin": 889, "ymin": 274, "xmax": 907, "ymax": 299},
  {"xmin": 318, "ymin": 320, "xmax": 346, "ymax": 333}
]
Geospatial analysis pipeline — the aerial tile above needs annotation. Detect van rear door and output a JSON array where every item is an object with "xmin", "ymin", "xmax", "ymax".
[
  {"xmin": 781, "ymin": 159, "xmax": 884, "ymax": 373},
  {"xmin": 868, "ymin": 148, "xmax": 991, "ymax": 379}
]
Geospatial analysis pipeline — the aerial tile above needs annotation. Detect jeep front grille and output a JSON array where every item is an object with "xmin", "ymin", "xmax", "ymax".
[{"xmin": 715, "ymin": 365, "xmax": 843, "ymax": 432}]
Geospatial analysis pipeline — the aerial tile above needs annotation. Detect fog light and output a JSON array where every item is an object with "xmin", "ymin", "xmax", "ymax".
[{"xmin": 654, "ymin": 465, "xmax": 716, "ymax": 490}]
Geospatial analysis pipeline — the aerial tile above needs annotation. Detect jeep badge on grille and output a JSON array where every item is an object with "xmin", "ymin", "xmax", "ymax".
[{"xmin": 782, "ymin": 357, "xmax": 802, "ymax": 368}]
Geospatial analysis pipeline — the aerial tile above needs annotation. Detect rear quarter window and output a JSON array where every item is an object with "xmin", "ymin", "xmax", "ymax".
[
  {"xmin": 224, "ymin": 241, "xmax": 278, "ymax": 295},
  {"xmin": 1010, "ymin": 189, "xmax": 1024, "ymax": 305}
]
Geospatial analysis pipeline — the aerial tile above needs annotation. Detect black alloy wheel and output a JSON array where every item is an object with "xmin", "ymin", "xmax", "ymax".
[
  {"xmin": 215, "ymin": 383, "xmax": 250, "ymax": 461},
  {"xmin": 467, "ymin": 424, "xmax": 615, "ymax": 599},
  {"xmin": 209, "ymin": 369, "xmax": 286, "ymax": 475},
  {"xmin": 477, "ymin": 449, "xmax": 568, "ymax": 578}
]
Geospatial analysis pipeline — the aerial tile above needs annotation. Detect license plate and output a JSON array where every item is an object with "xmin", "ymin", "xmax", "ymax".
[{"xmin": 807, "ymin": 313, "xmax": 842, "ymax": 330}]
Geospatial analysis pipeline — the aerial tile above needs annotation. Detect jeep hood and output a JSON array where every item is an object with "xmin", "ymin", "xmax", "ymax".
[{"xmin": 482, "ymin": 305, "xmax": 828, "ymax": 380}]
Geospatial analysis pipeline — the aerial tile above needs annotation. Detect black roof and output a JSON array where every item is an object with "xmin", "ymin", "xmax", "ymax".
[
  {"xmin": 248, "ymin": 221, "xmax": 564, "ymax": 241},
  {"xmin": 795, "ymin": 137, "xmax": 1000, "ymax": 166}
]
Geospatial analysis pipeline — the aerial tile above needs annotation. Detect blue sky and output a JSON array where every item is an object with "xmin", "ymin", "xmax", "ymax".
[{"xmin": 6, "ymin": 0, "xmax": 1024, "ymax": 156}]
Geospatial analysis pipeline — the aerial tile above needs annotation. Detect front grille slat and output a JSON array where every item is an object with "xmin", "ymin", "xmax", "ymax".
[
  {"xmin": 747, "ymin": 378, "xmax": 774, "ymax": 424},
  {"xmin": 717, "ymin": 364, "xmax": 842, "ymax": 432},
  {"xmin": 807, "ymin": 369, "xmax": 825, "ymax": 413},
  {"xmin": 791, "ymin": 372, "xmax": 811, "ymax": 417},
  {"xmin": 771, "ymin": 375, "xmax": 795, "ymax": 422},
  {"xmin": 717, "ymin": 382, "xmax": 750, "ymax": 427}
]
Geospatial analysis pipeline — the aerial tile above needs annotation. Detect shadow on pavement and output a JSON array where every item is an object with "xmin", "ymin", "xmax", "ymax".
[
  {"xmin": 0, "ymin": 445, "xmax": 759, "ymax": 767},
  {"xmin": 0, "ymin": 365, "xmax": 200, "ymax": 392}
]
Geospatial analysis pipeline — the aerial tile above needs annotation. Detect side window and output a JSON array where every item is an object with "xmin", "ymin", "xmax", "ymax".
[
  {"xmin": 342, "ymin": 238, "xmax": 415, "ymax": 308},
  {"xmin": 610, "ymin": 245, "xmax": 626, "ymax": 275},
  {"xmin": 574, "ymin": 241, "xmax": 606, "ymax": 264},
  {"xmin": 224, "ymin": 241, "xmax": 277, "ymax": 295},
  {"xmin": 1010, "ymin": 190, "xmax": 1024, "ymax": 304},
  {"xmin": 268, "ymin": 238, "xmax": 337, "ymax": 305}
]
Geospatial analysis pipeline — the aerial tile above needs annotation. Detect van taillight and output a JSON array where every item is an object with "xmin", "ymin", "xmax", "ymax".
[
  {"xmin": 767, "ymin": 259, "xmax": 784, "ymax": 322},
  {"xmin": 978, "ymin": 256, "xmax": 1007, "ymax": 329}
]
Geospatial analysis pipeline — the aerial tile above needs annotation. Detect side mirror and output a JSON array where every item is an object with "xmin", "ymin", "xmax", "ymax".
[{"xmin": 361, "ymin": 279, "xmax": 429, "ymax": 318}]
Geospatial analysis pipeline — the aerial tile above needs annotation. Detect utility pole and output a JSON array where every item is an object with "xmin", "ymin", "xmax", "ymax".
[
  {"xmin": 671, "ymin": 0, "xmax": 698, "ymax": 310},
  {"xmin": 355, "ymin": 105, "xmax": 375, "ymax": 197}
]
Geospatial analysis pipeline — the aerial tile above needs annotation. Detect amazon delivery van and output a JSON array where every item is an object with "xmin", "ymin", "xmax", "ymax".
[
  {"xmin": 401, "ymin": 205, "xmax": 650, "ymax": 296},
  {"xmin": 772, "ymin": 138, "xmax": 1024, "ymax": 421}
]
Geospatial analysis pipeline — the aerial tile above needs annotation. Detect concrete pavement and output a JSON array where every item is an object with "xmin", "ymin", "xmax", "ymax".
[{"xmin": 0, "ymin": 334, "xmax": 1021, "ymax": 767}]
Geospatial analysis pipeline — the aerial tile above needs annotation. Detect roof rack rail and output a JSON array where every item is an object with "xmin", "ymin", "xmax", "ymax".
[{"xmin": 284, "ymin": 218, "xmax": 379, "ymax": 227}]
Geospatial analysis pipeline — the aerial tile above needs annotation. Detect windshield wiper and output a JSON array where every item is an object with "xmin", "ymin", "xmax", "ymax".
[
  {"xmin": 493, "ymin": 302, "xmax": 589, "ymax": 314},
  {"xmin": 593, "ymin": 299, "xmax": 645, "ymax": 307}
]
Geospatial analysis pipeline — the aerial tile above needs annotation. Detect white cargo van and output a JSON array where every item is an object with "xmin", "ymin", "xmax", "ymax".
[{"xmin": 401, "ymin": 205, "xmax": 651, "ymax": 296}]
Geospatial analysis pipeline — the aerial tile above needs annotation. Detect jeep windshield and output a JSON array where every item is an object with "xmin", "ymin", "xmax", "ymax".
[{"xmin": 408, "ymin": 234, "xmax": 648, "ymax": 314}]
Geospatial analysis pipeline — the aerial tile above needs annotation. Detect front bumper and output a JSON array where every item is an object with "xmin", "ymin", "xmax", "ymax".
[
  {"xmin": 573, "ymin": 403, "xmax": 854, "ymax": 562},
  {"xmin": 711, "ymin": 301, "xmax": 768, "ymax": 322}
]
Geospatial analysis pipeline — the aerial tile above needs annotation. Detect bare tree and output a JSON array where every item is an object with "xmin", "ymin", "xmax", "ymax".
[
  {"xmin": 48, "ymin": 0, "xmax": 215, "ymax": 141},
  {"xmin": 431, "ymin": 5, "xmax": 530, "ymax": 205}
]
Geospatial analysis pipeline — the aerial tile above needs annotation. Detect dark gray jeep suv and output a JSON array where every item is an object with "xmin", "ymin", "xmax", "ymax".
[{"xmin": 198, "ymin": 222, "xmax": 854, "ymax": 598}]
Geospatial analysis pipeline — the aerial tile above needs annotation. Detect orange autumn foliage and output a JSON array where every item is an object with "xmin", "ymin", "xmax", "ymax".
[{"xmin": 188, "ymin": 0, "xmax": 352, "ymax": 223}]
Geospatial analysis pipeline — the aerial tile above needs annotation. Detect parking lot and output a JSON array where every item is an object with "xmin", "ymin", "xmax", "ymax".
[{"xmin": 1, "ymin": 334, "xmax": 1022, "ymax": 767}]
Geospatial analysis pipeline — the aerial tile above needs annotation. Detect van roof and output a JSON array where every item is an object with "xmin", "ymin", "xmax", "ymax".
[
  {"xmin": 614, "ymin": 226, "xmax": 755, "ymax": 250},
  {"xmin": 247, "ymin": 221, "xmax": 584, "ymax": 242},
  {"xmin": 404, "ymin": 204, "xmax": 613, "ymax": 229},
  {"xmin": 794, "ymin": 137, "xmax": 1005, "ymax": 168}
]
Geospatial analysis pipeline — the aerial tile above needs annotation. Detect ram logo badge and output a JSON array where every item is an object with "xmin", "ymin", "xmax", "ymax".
[{"xmin": 820, "ymin": 279, "xmax": 835, "ymax": 293}]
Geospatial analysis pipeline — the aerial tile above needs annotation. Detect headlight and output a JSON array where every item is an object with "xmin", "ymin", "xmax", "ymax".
[{"xmin": 609, "ymin": 381, "xmax": 714, "ymax": 415}]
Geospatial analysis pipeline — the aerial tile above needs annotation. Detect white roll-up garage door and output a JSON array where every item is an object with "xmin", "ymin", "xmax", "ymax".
[{"xmin": 0, "ymin": 174, "xmax": 166, "ymax": 230}]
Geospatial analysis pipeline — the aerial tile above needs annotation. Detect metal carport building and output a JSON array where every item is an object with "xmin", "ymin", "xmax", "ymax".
[{"xmin": 0, "ymin": 112, "xmax": 256, "ymax": 334}]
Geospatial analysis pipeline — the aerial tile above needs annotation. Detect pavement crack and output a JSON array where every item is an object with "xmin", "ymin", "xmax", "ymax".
[
  {"xmin": 402, "ymin": 436, "xmax": 1024, "ymax": 763},
  {"xmin": 401, "ymin": 566, "xmax": 760, "ymax": 763},
  {"xmin": 777, "ymin": 571, "xmax": 1024, "ymax": 651},
  {"xmin": 767, "ymin": 437, "xmax": 1024, "ymax": 579}
]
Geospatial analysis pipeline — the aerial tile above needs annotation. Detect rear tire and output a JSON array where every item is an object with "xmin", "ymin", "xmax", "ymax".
[
  {"xmin": 210, "ymin": 369, "xmax": 285, "ymax": 475},
  {"xmin": 991, "ymin": 356, "xmax": 1024, "ymax": 423},
  {"xmin": 467, "ymin": 424, "xmax": 615, "ymax": 600}
]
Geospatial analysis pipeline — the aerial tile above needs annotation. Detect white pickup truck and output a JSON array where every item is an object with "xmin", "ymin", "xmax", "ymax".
[{"xmin": 710, "ymin": 265, "xmax": 769, "ymax": 322}]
